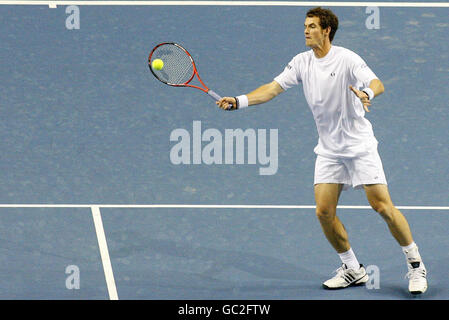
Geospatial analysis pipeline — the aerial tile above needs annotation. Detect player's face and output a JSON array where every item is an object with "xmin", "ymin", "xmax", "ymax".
[{"xmin": 304, "ymin": 16, "xmax": 328, "ymax": 48}]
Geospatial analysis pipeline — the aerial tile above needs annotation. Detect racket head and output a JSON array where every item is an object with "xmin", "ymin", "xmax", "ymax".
[{"xmin": 148, "ymin": 42, "xmax": 196, "ymax": 87}]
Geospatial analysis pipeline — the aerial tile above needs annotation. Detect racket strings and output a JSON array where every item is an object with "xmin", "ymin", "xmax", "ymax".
[{"xmin": 151, "ymin": 44, "xmax": 194, "ymax": 85}]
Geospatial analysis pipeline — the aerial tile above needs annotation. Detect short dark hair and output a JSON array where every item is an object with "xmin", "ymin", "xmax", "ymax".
[{"xmin": 306, "ymin": 7, "xmax": 339, "ymax": 42}]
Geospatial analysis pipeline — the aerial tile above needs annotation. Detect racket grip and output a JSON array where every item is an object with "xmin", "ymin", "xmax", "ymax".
[
  {"xmin": 208, "ymin": 89, "xmax": 234, "ymax": 110},
  {"xmin": 207, "ymin": 89, "xmax": 222, "ymax": 101}
]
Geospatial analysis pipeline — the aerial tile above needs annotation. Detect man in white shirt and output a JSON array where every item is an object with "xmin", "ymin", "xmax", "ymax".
[{"xmin": 216, "ymin": 7, "xmax": 428, "ymax": 295}]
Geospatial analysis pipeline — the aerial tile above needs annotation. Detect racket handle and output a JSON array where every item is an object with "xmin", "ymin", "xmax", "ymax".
[
  {"xmin": 208, "ymin": 89, "xmax": 234, "ymax": 110},
  {"xmin": 207, "ymin": 89, "xmax": 222, "ymax": 101}
]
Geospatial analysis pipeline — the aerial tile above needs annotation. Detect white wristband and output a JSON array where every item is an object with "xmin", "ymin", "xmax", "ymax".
[
  {"xmin": 362, "ymin": 88, "xmax": 374, "ymax": 100},
  {"xmin": 236, "ymin": 95, "xmax": 249, "ymax": 109}
]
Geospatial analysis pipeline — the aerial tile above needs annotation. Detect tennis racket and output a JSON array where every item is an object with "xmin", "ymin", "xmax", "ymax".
[{"xmin": 148, "ymin": 42, "xmax": 229, "ymax": 107}]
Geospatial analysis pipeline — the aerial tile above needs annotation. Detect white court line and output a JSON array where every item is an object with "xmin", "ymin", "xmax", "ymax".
[
  {"xmin": 91, "ymin": 206, "xmax": 119, "ymax": 300},
  {"xmin": 0, "ymin": 204, "xmax": 448, "ymax": 210},
  {"xmin": 0, "ymin": 1, "xmax": 449, "ymax": 7}
]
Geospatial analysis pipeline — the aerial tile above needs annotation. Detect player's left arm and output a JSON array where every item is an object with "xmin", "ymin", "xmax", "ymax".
[{"xmin": 349, "ymin": 79, "xmax": 385, "ymax": 113}]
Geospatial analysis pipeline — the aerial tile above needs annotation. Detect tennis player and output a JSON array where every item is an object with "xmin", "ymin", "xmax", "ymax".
[{"xmin": 216, "ymin": 7, "xmax": 428, "ymax": 294}]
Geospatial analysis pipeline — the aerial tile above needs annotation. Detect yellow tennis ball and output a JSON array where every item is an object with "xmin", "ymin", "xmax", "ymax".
[{"xmin": 152, "ymin": 59, "xmax": 164, "ymax": 71}]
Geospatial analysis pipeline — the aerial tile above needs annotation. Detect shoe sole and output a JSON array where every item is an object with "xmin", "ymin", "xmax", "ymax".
[
  {"xmin": 410, "ymin": 286, "xmax": 427, "ymax": 295},
  {"xmin": 322, "ymin": 274, "xmax": 369, "ymax": 290}
]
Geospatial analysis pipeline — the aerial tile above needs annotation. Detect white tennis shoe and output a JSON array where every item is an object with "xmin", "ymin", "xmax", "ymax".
[
  {"xmin": 322, "ymin": 264, "xmax": 369, "ymax": 290},
  {"xmin": 406, "ymin": 261, "xmax": 427, "ymax": 295}
]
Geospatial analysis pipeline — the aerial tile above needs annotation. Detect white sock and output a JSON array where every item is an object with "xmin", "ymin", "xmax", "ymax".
[
  {"xmin": 401, "ymin": 242, "xmax": 422, "ymax": 262},
  {"xmin": 338, "ymin": 248, "xmax": 360, "ymax": 270}
]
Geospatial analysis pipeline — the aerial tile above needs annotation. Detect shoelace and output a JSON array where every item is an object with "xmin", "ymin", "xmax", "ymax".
[
  {"xmin": 333, "ymin": 264, "xmax": 347, "ymax": 276},
  {"xmin": 405, "ymin": 267, "xmax": 426, "ymax": 282}
]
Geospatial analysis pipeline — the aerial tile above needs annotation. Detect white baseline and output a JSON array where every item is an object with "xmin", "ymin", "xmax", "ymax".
[{"xmin": 0, "ymin": 1, "xmax": 448, "ymax": 8}]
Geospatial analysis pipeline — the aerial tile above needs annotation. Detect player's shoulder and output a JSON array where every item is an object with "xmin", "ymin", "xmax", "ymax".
[
  {"xmin": 282, "ymin": 50, "xmax": 311, "ymax": 72},
  {"xmin": 333, "ymin": 45, "xmax": 365, "ymax": 61},
  {"xmin": 290, "ymin": 49, "xmax": 314, "ymax": 64}
]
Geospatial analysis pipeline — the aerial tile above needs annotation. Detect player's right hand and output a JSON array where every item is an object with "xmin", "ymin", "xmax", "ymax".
[{"xmin": 216, "ymin": 97, "xmax": 237, "ymax": 110}]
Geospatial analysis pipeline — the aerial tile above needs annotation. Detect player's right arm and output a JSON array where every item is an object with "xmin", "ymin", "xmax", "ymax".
[{"xmin": 216, "ymin": 80, "xmax": 284, "ymax": 110}]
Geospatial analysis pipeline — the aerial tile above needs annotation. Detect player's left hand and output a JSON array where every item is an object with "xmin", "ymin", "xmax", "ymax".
[{"xmin": 349, "ymin": 86, "xmax": 371, "ymax": 112}]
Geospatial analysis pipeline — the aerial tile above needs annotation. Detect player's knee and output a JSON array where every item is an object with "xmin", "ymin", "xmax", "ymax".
[
  {"xmin": 371, "ymin": 201, "xmax": 394, "ymax": 222},
  {"xmin": 315, "ymin": 205, "xmax": 336, "ymax": 223}
]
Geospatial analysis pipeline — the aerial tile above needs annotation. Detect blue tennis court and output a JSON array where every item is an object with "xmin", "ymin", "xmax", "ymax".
[{"xmin": 0, "ymin": 1, "xmax": 448, "ymax": 300}]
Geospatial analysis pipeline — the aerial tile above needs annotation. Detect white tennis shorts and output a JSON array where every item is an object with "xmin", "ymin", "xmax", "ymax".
[{"xmin": 314, "ymin": 148, "xmax": 388, "ymax": 190}]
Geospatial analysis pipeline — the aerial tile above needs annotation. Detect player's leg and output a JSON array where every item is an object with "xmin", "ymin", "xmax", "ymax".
[
  {"xmin": 350, "ymin": 147, "xmax": 427, "ymax": 294},
  {"xmin": 313, "ymin": 155, "xmax": 351, "ymax": 254},
  {"xmin": 315, "ymin": 183, "xmax": 369, "ymax": 289},
  {"xmin": 364, "ymin": 184, "xmax": 427, "ymax": 294},
  {"xmin": 314, "ymin": 183, "xmax": 348, "ymax": 253},
  {"xmin": 313, "ymin": 153, "xmax": 370, "ymax": 291},
  {"xmin": 364, "ymin": 184, "xmax": 413, "ymax": 246}
]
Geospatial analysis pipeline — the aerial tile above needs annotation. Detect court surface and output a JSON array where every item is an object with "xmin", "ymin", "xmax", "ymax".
[{"xmin": 0, "ymin": 1, "xmax": 448, "ymax": 300}]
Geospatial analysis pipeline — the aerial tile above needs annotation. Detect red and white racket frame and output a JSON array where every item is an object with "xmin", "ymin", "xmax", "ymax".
[{"xmin": 148, "ymin": 42, "xmax": 222, "ymax": 101}]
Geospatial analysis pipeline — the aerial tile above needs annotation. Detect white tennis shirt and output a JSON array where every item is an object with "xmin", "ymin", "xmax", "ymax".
[{"xmin": 274, "ymin": 45, "xmax": 379, "ymax": 158}]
